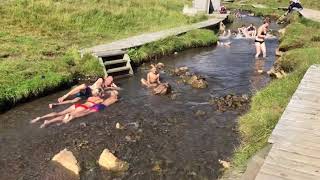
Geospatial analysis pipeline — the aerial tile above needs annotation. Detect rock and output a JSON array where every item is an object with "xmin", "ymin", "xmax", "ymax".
[
  {"xmin": 80, "ymin": 123, "xmax": 87, "ymax": 128},
  {"xmin": 174, "ymin": 66, "xmax": 189, "ymax": 76},
  {"xmin": 219, "ymin": 159, "xmax": 230, "ymax": 169},
  {"xmin": 275, "ymin": 48, "xmax": 284, "ymax": 57},
  {"xmin": 98, "ymin": 149, "xmax": 129, "ymax": 172},
  {"xmin": 125, "ymin": 135, "xmax": 136, "ymax": 142},
  {"xmin": 257, "ymin": 70, "xmax": 264, "ymax": 74},
  {"xmin": 195, "ymin": 110, "xmax": 206, "ymax": 117},
  {"xmin": 156, "ymin": 62, "xmax": 164, "ymax": 69},
  {"xmin": 52, "ymin": 149, "xmax": 80, "ymax": 175},
  {"xmin": 191, "ymin": 79, "xmax": 208, "ymax": 89},
  {"xmin": 153, "ymin": 83, "xmax": 171, "ymax": 95},
  {"xmin": 170, "ymin": 93, "xmax": 178, "ymax": 100},
  {"xmin": 152, "ymin": 164, "xmax": 162, "ymax": 172},
  {"xmin": 116, "ymin": 122, "xmax": 123, "ymax": 129}
]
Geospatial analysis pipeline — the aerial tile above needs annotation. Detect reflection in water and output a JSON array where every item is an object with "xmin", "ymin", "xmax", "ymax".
[{"xmin": 0, "ymin": 17, "xmax": 281, "ymax": 180}]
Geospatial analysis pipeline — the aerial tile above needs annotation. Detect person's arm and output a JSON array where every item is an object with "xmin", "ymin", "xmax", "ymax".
[
  {"xmin": 147, "ymin": 73, "xmax": 151, "ymax": 84},
  {"xmin": 257, "ymin": 28, "xmax": 266, "ymax": 38},
  {"xmin": 91, "ymin": 78, "xmax": 104, "ymax": 89},
  {"xmin": 157, "ymin": 74, "xmax": 161, "ymax": 84},
  {"xmin": 102, "ymin": 96, "xmax": 118, "ymax": 107}
]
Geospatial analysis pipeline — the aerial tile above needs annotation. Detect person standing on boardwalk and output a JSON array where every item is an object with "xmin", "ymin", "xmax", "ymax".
[{"xmin": 255, "ymin": 17, "xmax": 271, "ymax": 58}]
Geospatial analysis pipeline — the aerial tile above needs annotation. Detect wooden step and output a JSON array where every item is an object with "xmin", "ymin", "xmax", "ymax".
[
  {"xmin": 104, "ymin": 59, "xmax": 127, "ymax": 65},
  {"xmin": 106, "ymin": 66, "xmax": 131, "ymax": 74},
  {"xmin": 94, "ymin": 50, "xmax": 126, "ymax": 58}
]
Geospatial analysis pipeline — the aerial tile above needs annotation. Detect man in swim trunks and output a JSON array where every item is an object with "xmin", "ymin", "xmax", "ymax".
[
  {"xmin": 30, "ymin": 88, "xmax": 107, "ymax": 128},
  {"xmin": 52, "ymin": 76, "xmax": 118, "ymax": 108},
  {"xmin": 247, "ymin": 24, "xmax": 257, "ymax": 37}
]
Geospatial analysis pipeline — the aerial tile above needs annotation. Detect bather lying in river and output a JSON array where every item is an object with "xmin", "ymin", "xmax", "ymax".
[
  {"xmin": 50, "ymin": 76, "xmax": 118, "ymax": 108},
  {"xmin": 30, "ymin": 89, "xmax": 118, "ymax": 128}
]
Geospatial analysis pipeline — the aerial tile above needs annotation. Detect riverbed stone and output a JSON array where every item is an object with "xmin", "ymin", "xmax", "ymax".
[
  {"xmin": 195, "ymin": 110, "xmax": 206, "ymax": 116},
  {"xmin": 98, "ymin": 149, "xmax": 129, "ymax": 172},
  {"xmin": 174, "ymin": 66, "xmax": 189, "ymax": 76},
  {"xmin": 51, "ymin": 148, "xmax": 80, "ymax": 175},
  {"xmin": 218, "ymin": 159, "xmax": 230, "ymax": 169},
  {"xmin": 187, "ymin": 75, "xmax": 208, "ymax": 89}
]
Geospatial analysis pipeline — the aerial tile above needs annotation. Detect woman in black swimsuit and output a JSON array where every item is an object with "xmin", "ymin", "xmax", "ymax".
[{"xmin": 255, "ymin": 17, "xmax": 271, "ymax": 58}]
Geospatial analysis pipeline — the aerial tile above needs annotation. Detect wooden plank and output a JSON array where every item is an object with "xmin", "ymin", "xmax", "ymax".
[
  {"xmin": 255, "ymin": 171, "xmax": 291, "ymax": 180},
  {"xmin": 258, "ymin": 161, "xmax": 320, "ymax": 180}
]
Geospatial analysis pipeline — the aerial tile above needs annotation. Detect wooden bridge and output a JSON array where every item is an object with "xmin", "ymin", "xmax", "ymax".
[{"xmin": 255, "ymin": 65, "xmax": 320, "ymax": 180}]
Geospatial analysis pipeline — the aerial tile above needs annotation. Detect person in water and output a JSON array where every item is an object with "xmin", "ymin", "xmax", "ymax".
[
  {"xmin": 246, "ymin": 24, "xmax": 257, "ymax": 37},
  {"xmin": 217, "ymin": 41, "xmax": 231, "ymax": 48},
  {"xmin": 237, "ymin": 24, "xmax": 247, "ymax": 36},
  {"xmin": 141, "ymin": 65, "xmax": 161, "ymax": 88},
  {"xmin": 53, "ymin": 76, "xmax": 117, "ymax": 108},
  {"xmin": 255, "ymin": 17, "xmax": 271, "ymax": 58},
  {"xmin": 60, "ymin": 90, "xmax": 119, "ymax": 124},
  {"xmin": 30, "ymin": 88, "xmax": 114, "ymax": 128}
]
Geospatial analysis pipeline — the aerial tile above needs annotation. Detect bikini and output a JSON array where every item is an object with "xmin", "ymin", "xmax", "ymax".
[
  {"xmin": 255, "ymin": 31, "xmax": 266, "ymax": 44},
  {"xmin": 74, "ymin": 100, "xmax": 96, "ymax": 110},
  {"xmin": 74, "ymin": 100, "xmax": 106, "ymax": 112}
]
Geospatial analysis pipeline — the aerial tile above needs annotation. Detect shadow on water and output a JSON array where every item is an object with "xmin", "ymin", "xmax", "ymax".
[{"xmin": 0, "ymin": 16, "xmax": 281, "ymax": 180}]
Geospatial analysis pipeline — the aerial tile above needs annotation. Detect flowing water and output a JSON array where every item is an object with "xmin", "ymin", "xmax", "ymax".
[{"xmin": 0, "ymin": 17, "xmax": 281, "ymax": 180}]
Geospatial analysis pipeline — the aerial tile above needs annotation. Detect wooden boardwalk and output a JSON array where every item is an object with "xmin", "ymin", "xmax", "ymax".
[
  {"xmin": 300, "ymin": 8, "xmax": 320, "ymax": 22},
  {"xmin": 255, "ymin": 65, "xmax": 320, "ymax": 180},
  {"xmin": 82, "ymin": 13, "xmax": 228, "ymax": 56}
]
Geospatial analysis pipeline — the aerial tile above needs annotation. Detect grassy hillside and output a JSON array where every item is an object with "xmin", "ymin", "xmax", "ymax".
[{"xmin": 0, "ymin": 0, "xmax": 211, "ymax": 110}]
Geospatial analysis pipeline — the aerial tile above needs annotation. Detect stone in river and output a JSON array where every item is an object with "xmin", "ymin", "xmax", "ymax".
[
  {"xmin": 51, "ymin": 148, "xmax": 80, "ymax": 175},
  {"xmin": 98, "ymin": 149, "xmax": 129, "ymax": 172}
]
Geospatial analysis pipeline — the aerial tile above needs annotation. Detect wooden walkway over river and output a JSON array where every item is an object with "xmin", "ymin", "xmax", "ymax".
[
  {"xmin": 300, "ymin": 8, "xmax": 320, "ymax": 22},
  {"xmin": 255, "ymin": 65, "xmax": 320, "ymax": 180},
  {"xmin": 82, "ymin": 13, "xmax": 228, "ymax": 56}
]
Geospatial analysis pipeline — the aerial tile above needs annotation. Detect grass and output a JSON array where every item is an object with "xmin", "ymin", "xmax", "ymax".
[
  {"xmin": 232, "ymin": 16, "xmax": 320, "ymax": 169},
  {"xmin": 128, "ymin": 29, "xmax": 218, "ymax": 64},
  {"xmin": 0, "ymin": 0, "xmax": 210, "ymax": 110}
]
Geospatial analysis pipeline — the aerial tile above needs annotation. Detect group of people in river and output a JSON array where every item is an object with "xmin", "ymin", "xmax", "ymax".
[
  {"xmin": 219, "ymin": 15, "xmax": 272, "ymax": 58},
  {"xmin": 30, "ymin": 76, "xmax": 120, "ymax": 128},
  {"xmin": 31, "ymin": 63, "xmax": 170, "ymax": 128}
]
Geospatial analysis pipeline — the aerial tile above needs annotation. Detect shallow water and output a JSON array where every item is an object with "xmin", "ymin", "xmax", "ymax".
[{"xmin": 0, "ymin": 17, "xmax": 281, "ymax": 180}]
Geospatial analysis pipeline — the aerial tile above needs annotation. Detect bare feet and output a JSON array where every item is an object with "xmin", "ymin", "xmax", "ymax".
[
  {"xmin": 40, "ymin": 120, "xmax": 48, "ymax": 128},
  {"xmin": 30, "ymin": 117, "xmax": 41, "ymax": 124},
  {"xmin": 58, "ymin": 95, "xmax": 67, "ymax": 103}
]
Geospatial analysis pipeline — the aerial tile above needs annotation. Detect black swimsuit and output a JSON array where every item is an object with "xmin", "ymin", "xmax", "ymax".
[{"xmin": 255, "ymin": 31, "xmax": 266, "ymax": 44}]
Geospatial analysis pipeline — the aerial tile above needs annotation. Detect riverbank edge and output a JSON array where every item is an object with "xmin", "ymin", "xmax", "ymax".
[
  {"xmin": 0, "ymin": 25, "xmax": 224, "ymax": 112},
  {"xmin": 221, "ymin": 4, "xmax": 320, "ymax": 180}
]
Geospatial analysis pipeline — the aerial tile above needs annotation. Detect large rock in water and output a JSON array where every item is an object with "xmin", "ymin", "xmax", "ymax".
[
  {"xmin": 51, "ymin": 148, "xmax": 80, "ymax": 176},
  {"xmin": 187, "ymin": 75, "xmax": 208, "ymax": 89},
  {"xmin": 98, "ymin": 149, "xmax": 129, "ymax": 172}
]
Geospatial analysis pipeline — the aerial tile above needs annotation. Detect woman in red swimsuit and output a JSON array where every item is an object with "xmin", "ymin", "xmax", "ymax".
[{"xmin": 30, "ymin": 88, "xmax": 105, "ymax": 128}]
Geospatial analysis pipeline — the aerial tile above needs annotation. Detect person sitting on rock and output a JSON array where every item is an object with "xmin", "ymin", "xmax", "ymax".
[
  {"xmin": 52, "ymin": 76, "xmax": 117, "ymax": 108},
  {"xmin": 30, "ymin": 89, "xmax": 118, "ymax": 128},
  {"xmin": 141, "ymin": 65, "xmax": 161, "ymax": 88},
  {"xmin": 238, "ymin": 25, "xmax": 248, "ymax": 37}
]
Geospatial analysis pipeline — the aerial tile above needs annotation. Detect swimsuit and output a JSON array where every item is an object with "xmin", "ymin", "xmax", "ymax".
[
  {"xmin": 90, "ymin": 104, "xmax": 107, "ymax": 112},
  {"xmin": 75, "ymin": 86, "xmax": 92, "ymax": 98},
  {"xmin": 74, "ymin": 100, "xmax": 96, "ymax": 110},
  {"xmin": 255, "ymin": 31, "xmax": 266, "ymax": 44}
]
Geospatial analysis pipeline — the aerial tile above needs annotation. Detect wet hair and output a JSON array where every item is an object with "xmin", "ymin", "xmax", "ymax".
[{"xmin": 263, "ymin": 17, "xmax": 271, "ymax": 24}]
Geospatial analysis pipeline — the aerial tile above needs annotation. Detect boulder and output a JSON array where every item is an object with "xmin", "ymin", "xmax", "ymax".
[
  {"xmin": 174, "ymin": 66, "xmax": 189, "ymax": 76},
  {"xmin": 98, "ymin": 149, "xmax": 129, "ymax": 172},
  {"xmin": 153, "ymin": 83, "xmax": 171, "ymax": 95},
  {"xmin": 52, "ymin": 149, "xmax": 80, "ymax": 175},
  {"xmin": 275, "ymin": 48, "xmax": 284, "ymax": 57},
  {"xmin": 218, "ymin": 159, "xmax": 230, "ymax": 169},
  {"xmin": 188, "ymin": 75, "xmax": 208, "ymax": 89}
]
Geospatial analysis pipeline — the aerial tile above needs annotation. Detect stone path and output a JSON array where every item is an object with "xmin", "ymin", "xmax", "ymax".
[
  {"xmin": 255, "ymin": 65, "xmax": 320, "ymax": 180},
  {"xmin": 300, "ymin": 8, "xmax": 320, "ymax": 22},
  {"xmin": 82, "ymin": 13, "xmax": 228, "ymax": 56}
]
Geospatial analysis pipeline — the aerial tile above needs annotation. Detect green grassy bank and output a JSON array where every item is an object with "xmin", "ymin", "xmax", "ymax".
[
  {"xmin": 128, "ymin": 29, "xmax": 218, "ymax": 64},
  {"xmin": 0, "ymin": 0, "xmax": 214, "ymax": 111},
  {"xmin": 232, "ymin": 15, "xmax": 320, "ymax": 169}
]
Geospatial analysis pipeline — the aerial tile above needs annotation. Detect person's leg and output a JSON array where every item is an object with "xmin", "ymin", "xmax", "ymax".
[
  {"xmin": 141, "ymin": 78, "xmax": 150, "ymax": 87},
  {"xmin": 40, "ymin": 115, "xmax": 66, "ymax": 128},
  {"xmin": 261, "ymin": 42, "xmax": 267, "ymax": 58},
  {"xmin": 49, "ymin": 97, "xmax": 81, "ymax": 109},
  {"xmin": 255, "ymin": 42, "xmax": 261, "ymax": 58},
  {"xmin": 58, "ymin": 84, "xmax": 87, "ymax": 102},
  {"xmin": 30, "ymin": 105, "xmax": 75, "ymax": 124}
]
